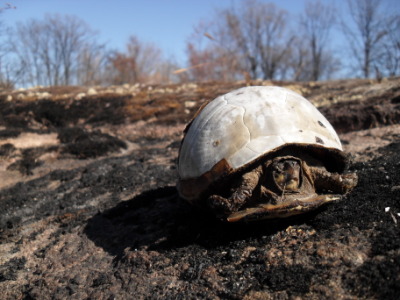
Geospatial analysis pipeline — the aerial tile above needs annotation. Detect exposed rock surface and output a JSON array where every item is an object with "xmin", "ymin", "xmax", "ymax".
[{"xmin": 0, "ymin": 78, "xmax": 399, "ymax": 299}]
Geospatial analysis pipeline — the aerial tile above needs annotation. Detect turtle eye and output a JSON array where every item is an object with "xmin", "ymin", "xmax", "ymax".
[{"xmin": 272, "ymin": 159, "xmax": 301, "ymax": 192}]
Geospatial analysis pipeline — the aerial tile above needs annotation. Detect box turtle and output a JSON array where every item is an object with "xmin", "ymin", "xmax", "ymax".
[{"xmin": 177, "ymin": 86, "xmax": 357, "ymax": 222}]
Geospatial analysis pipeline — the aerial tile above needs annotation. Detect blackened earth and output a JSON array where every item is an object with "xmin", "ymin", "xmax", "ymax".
[{"xmin": 0, "ymin": 78, "xmax": 399, "ymax": 299}]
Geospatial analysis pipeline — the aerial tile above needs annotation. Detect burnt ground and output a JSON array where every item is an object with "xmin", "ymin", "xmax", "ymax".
[{"xmin": 0, "ymin": 78, "xmax": 399, "ymax": 299}]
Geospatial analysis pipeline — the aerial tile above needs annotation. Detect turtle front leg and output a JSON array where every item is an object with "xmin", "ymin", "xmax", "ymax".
[
  {"xmin": 208, "ymin": 166, "xmax": 262, "ymax": 219},
  {"xmin": 310, "ymin": 167, "xmax": 358, "ymax": 194}
]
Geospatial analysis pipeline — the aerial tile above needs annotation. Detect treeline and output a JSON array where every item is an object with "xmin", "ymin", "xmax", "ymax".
[
  {"xmin": 0, "ymin": 0, "xmax": 399, "ymax": 88},
  {"xmin": 0, "ymin": 14, "xmax": 181, "ymax": 88}
]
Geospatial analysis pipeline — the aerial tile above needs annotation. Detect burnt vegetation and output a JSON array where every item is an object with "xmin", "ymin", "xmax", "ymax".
[{"xmin": 0, "ymin": 77, "xmax": 399, "ymax": 299}]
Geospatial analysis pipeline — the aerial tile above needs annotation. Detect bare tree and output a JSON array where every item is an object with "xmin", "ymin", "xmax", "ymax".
[
  {"xmin": 288, "ymin": 41, "xmax": 340, "ymax": 82},
  {"xmin": 186, "ymin": 0, "xmax": 294, "ymax": 81},
  {"xmin": 184, "ymin": 21, "xmax": 242, "ymax": 82},
  {"xmin": 150, "ymin": 55, "xmax": 183, "ymax": 84},
  {"xmin": 287, "ymin": 36, "xmax": 313, "ymax": 81},
  {"xmin": 77, "ymin": 43, "xmax": 109, "ymax": 86},
  {"xmin": 342, "ymin": 0, "xmax": 388, "ymax": 78},
  {"xmin": 379, "ymin": 15, "xmax": 400, "ymax": 76},
  {"xmin": 186, "ymin": 41, "xmax": 218, "ymax": 82},
  {"xmin": 222, "ymin": 0, "xmax": 294, "ymax": 80},
  {"xmin": 186, "ymin": 43, "xmax": 240, "ymax": 82},
  {"xmin": 8, "ymin": 14, "xmax": 105, "ymax": 86},
  {"xmin": 0, "ymin": 3, "xmax": 15, "ymax": 12},
  {"xmin": 299, "ymin": 0, "xmax": 337, "ymax": 81},
  {"xmin": 107, "ymin": 36, "xmax": 173, "ymax": 84},
  {"xmin": 0, "ymin": 6, "xmax": 17, "ymax": 88}
]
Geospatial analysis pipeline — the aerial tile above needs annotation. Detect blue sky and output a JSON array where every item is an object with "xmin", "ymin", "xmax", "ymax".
[
  {"xmin": 0, "ymin": 0, "xmax": 316, "ymax": 63},
  {"xmin": 2, "ymin": 0, "xmax": 399, "ymax": 68}
]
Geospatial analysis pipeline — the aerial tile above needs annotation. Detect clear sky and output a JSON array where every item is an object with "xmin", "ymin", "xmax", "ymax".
[{"xmin": 1, "ymin": 0, "xmax": 399, "ymax": 68}]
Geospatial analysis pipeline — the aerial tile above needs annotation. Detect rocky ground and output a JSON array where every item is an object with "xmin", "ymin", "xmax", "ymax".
[{"xmin": 0, "ymin": 78, "xmax": 399, "ymax": 299}]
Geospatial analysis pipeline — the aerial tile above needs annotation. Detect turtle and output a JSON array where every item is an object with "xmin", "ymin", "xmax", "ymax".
[{"xmin": 177, "ymin": 86, "xmax": 358, "ymax": 222}]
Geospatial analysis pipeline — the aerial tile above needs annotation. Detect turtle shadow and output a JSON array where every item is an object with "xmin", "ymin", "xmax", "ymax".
[{"xmin": 84, "ymin": 186, "xmax": 312, "ymax": 259}]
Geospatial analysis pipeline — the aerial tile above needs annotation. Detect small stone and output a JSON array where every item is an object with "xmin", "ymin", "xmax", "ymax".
[
  {"xmin": 37, "ymin": 92, "xmax": 51, "ymax": 99},
  {"xmin": 115, "ymin": 87, "xmax": 124, "ymax": 94},
  {"xmin": 391, "ymin": 185, "xmax": 400, "ymax": 191},
  {"xmin": 184, "ymin": 101, "xmax": 196, "ymax": 108},
  {"xmin": 75, "ymin": 93, "xmax": 86, "ymax": 100},
  {"xmin": 17, "ymin": 93, "xmax": 25, "ymax": 100},
  {"xmin": 87, "ymin": 88, "xmax": 97, "ymax": 95}
]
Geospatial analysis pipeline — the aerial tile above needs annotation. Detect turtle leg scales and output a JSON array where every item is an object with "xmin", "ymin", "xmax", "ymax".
[
  {"xmin": 310, "ymin": 167, "xmax": 358, "ymax": 194},
  {"xmin": 208, "ymin": 168, "xmax": 261, "ymax": 218}
]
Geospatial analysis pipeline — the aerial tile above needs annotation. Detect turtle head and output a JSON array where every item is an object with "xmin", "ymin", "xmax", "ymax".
[{"xmin": 271, "ymin": 157, "xmax": 302, "ymax": 193}]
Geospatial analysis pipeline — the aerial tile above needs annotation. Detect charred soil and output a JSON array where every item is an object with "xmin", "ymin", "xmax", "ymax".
[{"xmin": 0, "ymin": 78, "xmax": 400, "ymax": 299}]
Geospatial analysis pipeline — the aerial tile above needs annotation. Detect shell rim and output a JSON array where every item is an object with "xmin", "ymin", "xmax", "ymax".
[{"xmin": 178, "ymin": 142, "xmax": 349, "ymax": 202}]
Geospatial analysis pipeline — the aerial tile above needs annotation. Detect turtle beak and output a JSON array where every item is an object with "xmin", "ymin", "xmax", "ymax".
[{"xmin": 227, "ymin": 194, "xmax": 342, "ymax": 222}]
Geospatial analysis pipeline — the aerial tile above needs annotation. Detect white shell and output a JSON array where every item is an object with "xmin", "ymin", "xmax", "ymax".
[{"xmin": 178, "ymin": 86, "xmax": 342, "ymax": 180}]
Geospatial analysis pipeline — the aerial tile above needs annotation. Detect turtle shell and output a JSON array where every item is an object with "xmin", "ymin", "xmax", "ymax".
[{"xmin": 178, "ymin": 86, "xmax": 346, "ymax": 202}]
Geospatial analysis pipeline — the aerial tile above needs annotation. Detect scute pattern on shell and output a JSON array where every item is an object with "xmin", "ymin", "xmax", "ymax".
[{"xmin": 178, "ymin": 86, "xmax": 342, "ymax": 180}]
